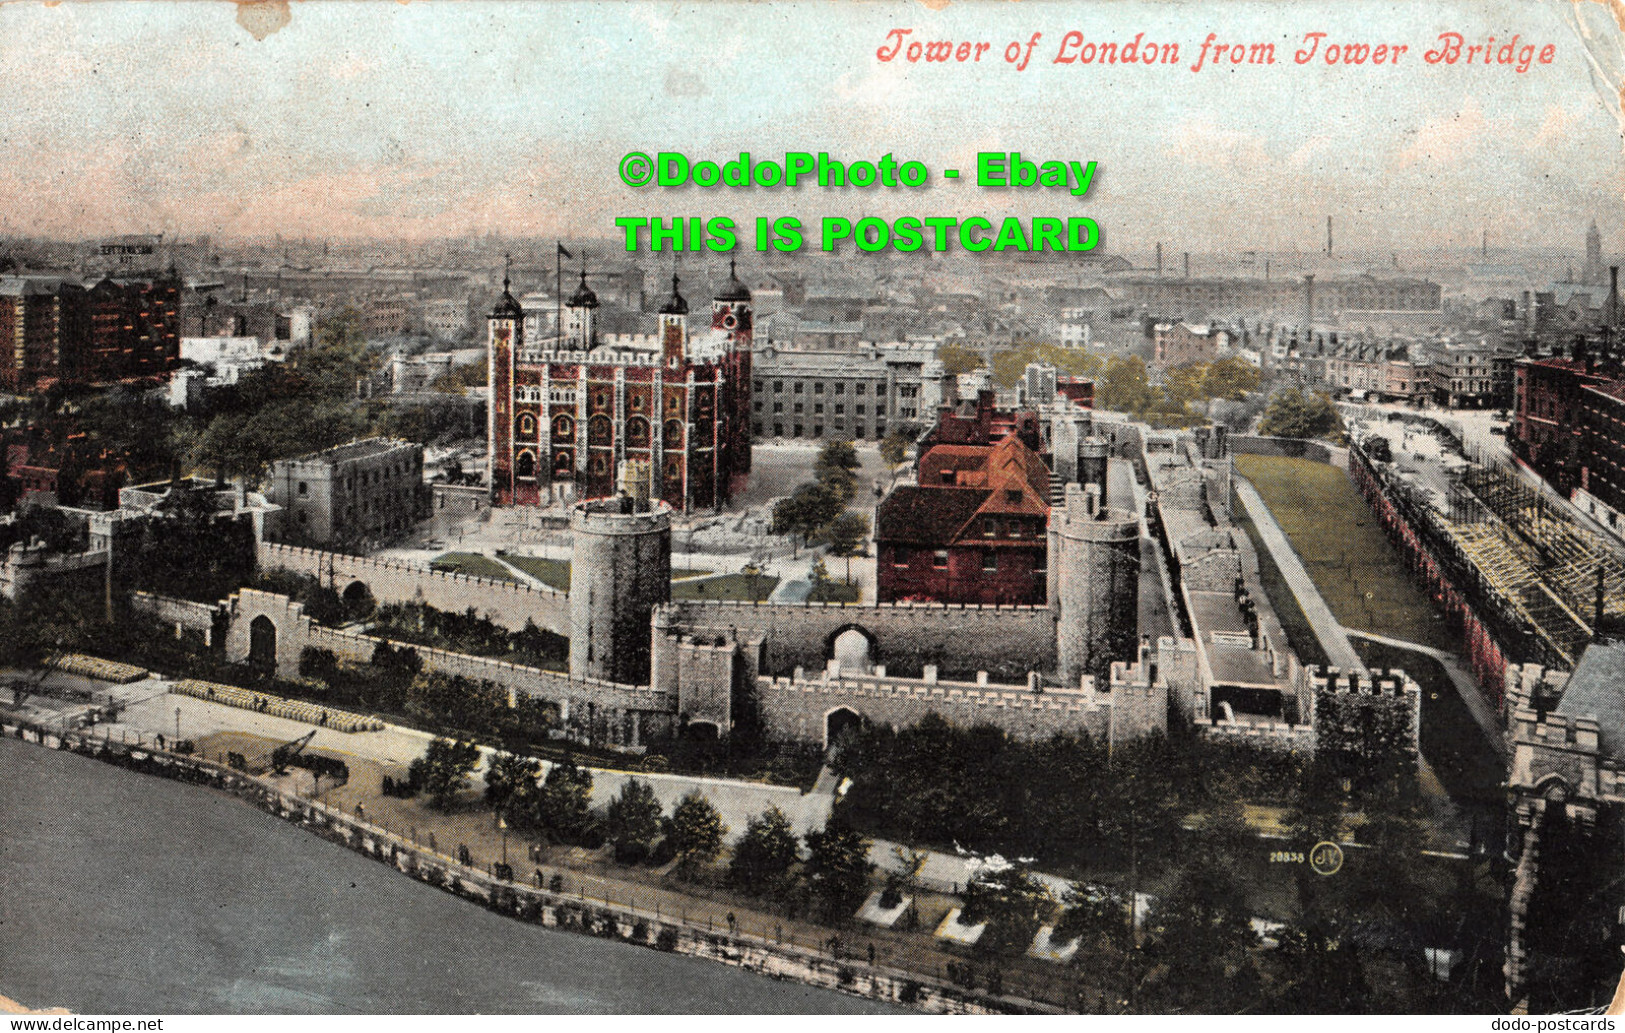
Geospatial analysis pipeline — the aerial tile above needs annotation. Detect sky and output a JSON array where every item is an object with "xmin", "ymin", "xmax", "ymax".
[{"xmin": 0, "ymin": 0, "xmax": 1620, "ymax": 254}]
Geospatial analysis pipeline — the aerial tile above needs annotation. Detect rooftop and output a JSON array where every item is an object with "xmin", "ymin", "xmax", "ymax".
[
  {"xmin": 279, "ymin": 437, "xmax": 417, "ymax": 466},
  {"xmin": 1555, "ymin": 639, "xmax": 1625, "ymax": 761}
]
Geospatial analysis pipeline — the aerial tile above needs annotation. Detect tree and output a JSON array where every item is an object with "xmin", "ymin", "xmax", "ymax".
[
  {"xmin": 1258, "ymin": 388, "xmax": 1344, "ymax": 442},
  {"xmin": 803, "ymin": 822, "xmax": 875, "ymax": 922},
  {"xmin": 1144, "ymin": 863, "xmax": 1258, "ymax": 1010},
  {"xmin": 1055, "ymin": 881, "xmax": 1133, "ymax": 951},
  {"xmin": 483, "ymin": 751, "xmax": 541, "ymax": 818},
  {"xmin": 960, "ymin": 859, "xmax": 1055, "ymax": 955},
  {"xmin": 822, "ymin": 510, "xmax": 870, "ymax": 582},
  {"xmin": 772, "ymin": 480, "xmax": 844, "ymax": 543},
  {"xmin": 1160, "ymin": 362, "xmax": 1210, "ymax": 411},
  {"xmin": 730, "ymin": 805, "xmax": 800, "ymax": 898},
  {"xmin": 604, "ymin": 778, "xmax": 665, "ymax": 863},
  {"xmin": 814, "ymin": 439, "xmax": 861, "ymax": 503},
  {"xmin": 879, "ymin": 429, "xmax": 911, "ymax": 469},
  {"xmin": 532, "ymin": 757, "xmax": 596, "ymax": 843},
  {"xmin": 408, "ymin": 737, "xmax": 480, "ymax": 811},
  {"xmin": 1202, "ymin": 356, "xmax": 1264, "ymax": 401},
  {"xmin": 1096, "ymin": 355, "xmax": 1155, "ymax": 415},
  {"xmin": 668, "ymin": 791, "xmax": 727, "ymax": 879},
  {"xmin": 939, "ymin": 344, "xmax": 985, "ymax": 376}
]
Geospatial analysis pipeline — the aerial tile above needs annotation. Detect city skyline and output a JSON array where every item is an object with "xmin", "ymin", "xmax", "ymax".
[{"xmin": 0, "ymin": 1, "xmax": 1620, "ymax": 251}]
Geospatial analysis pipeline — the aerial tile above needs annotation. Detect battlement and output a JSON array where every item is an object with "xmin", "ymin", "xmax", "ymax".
[
  {"xmin": 571, "ymin": 496, "xmax": 672, "ymax": 534},
  {"xmin": 259, "ymin": 541, "xmax": 565, "ymax": 600},
  {"xmin": 760, "ymin": 665, "xmax": 1099, "ymax": 715},
  {"xmin": 1200, "ymin": 718, "xmax": 1315, "ymax": 751},
  {"xmin": 520, "ymin": 347, "xmax": 662, "ymax": 368},
  {"xmin": 1511, "ymin": 707, "xmax": 1603, "ymax": 753},
  {"xmin": 1310, "ymin": 665, "xmax": 1421, "ymax": 699},
  {"xmin": 658, "ymin": 598, "xmax": 1051, "ymax": 618},
  {"xmin": 301, "ymin": 623, "xmax": 669, "ymax": 707}
]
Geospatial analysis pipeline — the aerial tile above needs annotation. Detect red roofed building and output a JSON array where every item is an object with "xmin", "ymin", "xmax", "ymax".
[
  {"xmin": 928, "ymin": 389, "xmax": 1042, "ymax": 452},
  {"xmin": 875, "ymin": 435, "xmax": 1051, "ymax": 605}
]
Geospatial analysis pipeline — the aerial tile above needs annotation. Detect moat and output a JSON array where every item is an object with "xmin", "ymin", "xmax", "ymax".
[{"xmin": 0, "ymin": 736, "xmax": 891, "ymax": 1015}]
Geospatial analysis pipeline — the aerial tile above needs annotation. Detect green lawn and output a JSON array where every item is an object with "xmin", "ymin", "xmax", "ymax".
[
  {"xmin": 494, "ymin": 554, "xmax": 713, "ymax": 592},
  {"xmin": 1235, "ymin": 454, "xmax": 1453, "ymax": 652},
  {"xmin": 809, "ymin": 580, "xmax": 860, "ymax": 603},
  {"xmin": 429, "ymin": 552, "xmax": 522, "ymax": 583},
  {"xmin": 497, "ymin": 552, "xmax": 571, "ymax": 591},
  {"xmin": 670, "ymin": 572, "xmax": 779, "ymax": 601}
]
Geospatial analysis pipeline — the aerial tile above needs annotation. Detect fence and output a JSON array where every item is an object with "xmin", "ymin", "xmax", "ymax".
[{"xmin": 0, "ymin": 716, "xmax": 1078, "ymax": 1014}]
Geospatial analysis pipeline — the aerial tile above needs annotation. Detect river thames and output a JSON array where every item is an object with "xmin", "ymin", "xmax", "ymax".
[{"xmin": 0, "ymin": 737, "xmax": 892, "ymax": 1014}]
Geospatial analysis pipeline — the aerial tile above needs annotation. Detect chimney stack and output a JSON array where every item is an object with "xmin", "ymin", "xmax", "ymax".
[
  {"xmin": 1304, "ymin": 273, "xmax": 1315, "ymax": 328},
  {"xmin": 1183, "ymin": 251, "xmax": 1190, "ymax": 279},
  {"xmin": 1327, "ymin": 216, "xmax": 1333, "ymax": 257},
  {"xmin": 1155, "ymin": 242, "xmax": 1163, "ymax": 277},
  {"xmin": 1608, "ymin": 266, "xmax": 1620, "ymax": 328}
]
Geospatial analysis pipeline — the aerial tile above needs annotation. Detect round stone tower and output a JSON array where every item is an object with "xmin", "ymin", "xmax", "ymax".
[
  {"xmin": 1053, "ymin": 482, "xmax": 1140, "ymax": 686},
  {"xmin": 569, "ymin": 495, "xmax": 672, "ymax": 685}
]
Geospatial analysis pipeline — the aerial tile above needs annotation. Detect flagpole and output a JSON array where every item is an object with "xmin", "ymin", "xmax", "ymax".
[{"xmin": 555, "ymin": 242, "xmax": 562, "ymax": 344}]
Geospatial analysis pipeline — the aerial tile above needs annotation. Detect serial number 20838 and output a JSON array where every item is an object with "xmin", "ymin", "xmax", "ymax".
[{"xmin": 1270, "ymin": 851, "xmax": 1305, "ymax": 864}]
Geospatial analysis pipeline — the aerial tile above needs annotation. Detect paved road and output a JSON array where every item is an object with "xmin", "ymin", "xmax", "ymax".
[{"xmin": 1232, "ymin": 477, "xmax": 1365, "ymax": 671}]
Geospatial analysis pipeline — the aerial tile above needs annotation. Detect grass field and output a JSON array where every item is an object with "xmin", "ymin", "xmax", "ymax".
[
  {"xmin": 428, "ymin": 552, "xmax": 521, "ymax": 583},
  {"xmin": 670, "ymin": 572, "xmax": 779, "ymax": 601},
  {"xmin": 809, "ymin": 580, "xmax": 861, "ymax": 604},
  {"xmin": 1235, "ymin": 454, "xmax": 1453, "ymax": 652},
  {"xmin": 496, "ymin": 553, "xmax": 571, "ymax": 591}
]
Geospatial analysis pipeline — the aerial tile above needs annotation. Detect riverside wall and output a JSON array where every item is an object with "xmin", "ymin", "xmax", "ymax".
[{"xmin": 0, "ymin": 717, "xmax": 1051, "ymax": 1016}]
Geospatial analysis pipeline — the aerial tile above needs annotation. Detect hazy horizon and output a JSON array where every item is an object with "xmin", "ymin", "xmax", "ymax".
[{"xmin": 2, "ymin": 0, "xmax": 1620, "ymax": 252}]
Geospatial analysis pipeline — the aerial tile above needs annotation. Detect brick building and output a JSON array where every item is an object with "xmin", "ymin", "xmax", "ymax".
[
  {"xmin": 1152, "ymin": 321, "xmax": 1232, "ymax": 367},
  {"xmin": 875, "ymin": 435, "xmax": 1051, "ymax": 605},
  {"xmin": 488, "ymin": 265, "xmax": 752, "ymax": 513},
  {"xmin": 0, "ymin": 273, "xmax": 182, "ymax": 392},
  {"xmin": 1513, "ymin": 355, "xmax": 1610, "ymax": 492}
]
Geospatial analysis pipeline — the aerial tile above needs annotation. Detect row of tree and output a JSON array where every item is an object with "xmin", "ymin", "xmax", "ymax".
[
  {"xmin": 770, "ymin": 440, "xmax": 871, "ymax": 572},
  {"xmin": 406, "ymin": 740, "xmax": 878, "ymax": 923}
]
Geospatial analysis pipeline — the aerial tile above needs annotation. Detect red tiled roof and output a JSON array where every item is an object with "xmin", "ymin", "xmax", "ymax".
[{"xmin": 875, "ymin": 485, "xmax": 991, "ymax": 545}]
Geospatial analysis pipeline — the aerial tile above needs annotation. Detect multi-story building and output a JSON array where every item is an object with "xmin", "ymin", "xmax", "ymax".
[
  {"xmin": 1576, "ymin": 381, "xmax": 1625, "ymax": 535},
  {"xmin": 1429, "ymin": 341, "xmax": 1515, "ymax": 409},
  {"xmin": 178, "ymin": 335, "xmax": 264, "ymax": 384},
  {"xmin": 1114, "ymin": 274, "xmax": 1441, "ymax": 322},
  {"xmin": 267, "ymin": 437, "xmax": 426, "ymax": 547},
  {"xmin": 0, "ymin": 273, "xmax": 182, "ymax": 392},
  {"xmin": 421, "ymin": 298, "xmax": 470, "ymax": 340},
  {"xmin": 1152, "ymin": 321, "xmax": 1232, "ymax": 367},
  {"xmin": 1513, "ymin": 353, "xmax": 1610, "ymax": 492},
  {"xmin": 875, "ymin": 434, "xmax": 1051, "ymax": 605},
  {"xmin": 750, "ymin": 341, "xmax": 944, "ymax": 441},
  {"xmin": 488, "ymin": 266, "xmax": 752, "ymax": 512}
]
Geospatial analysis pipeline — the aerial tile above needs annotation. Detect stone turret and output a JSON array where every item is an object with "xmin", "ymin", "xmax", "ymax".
[
  {"xmin": 568, "ymin": 495, "xmax": 672, "ymax": 685},
  {"xmin": 1052, "ymin": 482, "xmax": 1140, "ymax": 685}
]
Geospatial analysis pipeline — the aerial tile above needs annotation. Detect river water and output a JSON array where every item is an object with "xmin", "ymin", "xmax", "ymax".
[{"xmin": 0, "ymin": 737, "xmax": 891, "ymax": 1014}]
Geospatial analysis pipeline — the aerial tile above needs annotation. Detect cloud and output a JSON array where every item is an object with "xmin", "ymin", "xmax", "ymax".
[
  {"xmin": 1163, "ymin": 119, "xmax": 1270, "ymax": 170},
  {"xmin": 1394, "ymin": 96, "xmax": 1488, "ymax": 168}
]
